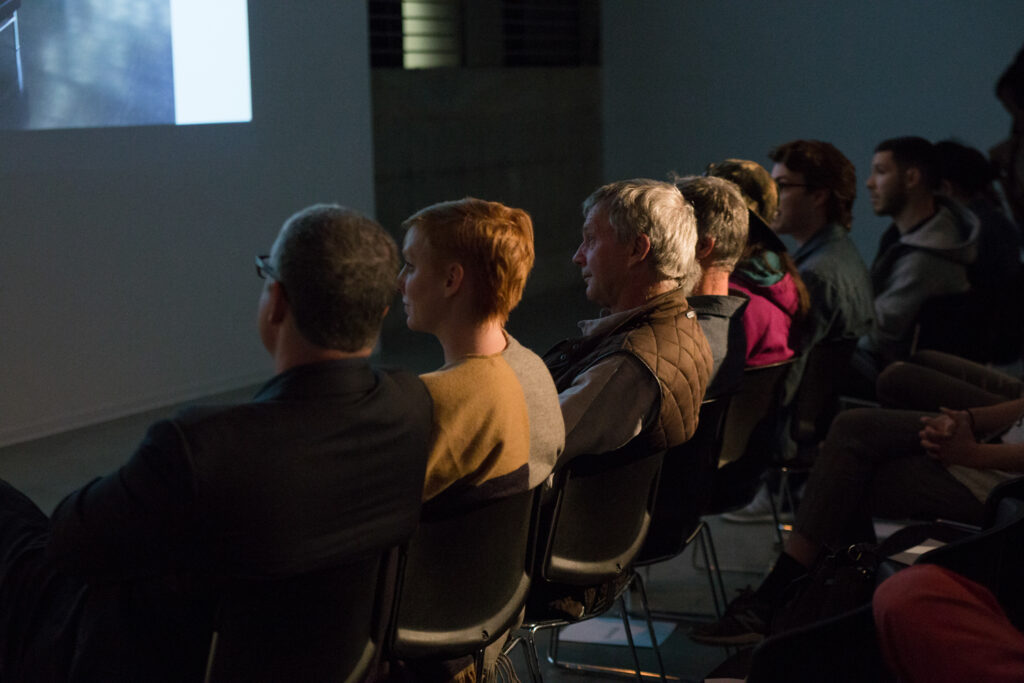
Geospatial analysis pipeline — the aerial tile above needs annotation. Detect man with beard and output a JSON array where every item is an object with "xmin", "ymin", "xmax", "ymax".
[{"xmin": 854, "ymin": 136, "xmax": 979, "ymax": 383}]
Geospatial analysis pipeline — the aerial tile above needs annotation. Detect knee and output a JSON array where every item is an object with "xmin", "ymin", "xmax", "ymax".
[
  {"xmin": 876, "ymin": 361, "xmax": 911, "ymax": 407},
  {"xmin": 873, "ymin": 565, "xmax": 961, "ymax": 628}
]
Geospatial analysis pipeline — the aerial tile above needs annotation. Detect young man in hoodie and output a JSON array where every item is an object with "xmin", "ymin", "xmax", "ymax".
[{"xmin": 854, "ymin": 136, "xmax": 980, "ymax": 384}]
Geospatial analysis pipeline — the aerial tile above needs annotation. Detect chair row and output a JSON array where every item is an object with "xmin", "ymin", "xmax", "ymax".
[{"xmin": 204, "ymin": 440, "xmax": 670, "ymax": 682}]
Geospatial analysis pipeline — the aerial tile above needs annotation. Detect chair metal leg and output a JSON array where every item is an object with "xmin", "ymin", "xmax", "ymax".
[
  {"xmin": 617, "ymin": 594, "xmax": 645, "ymax": 682},
  {"xmin": 544, "ymin": 578, "xmax": 679, "ymax": 681},
  {"xmin": 510, "ymin": 625, "xmax": 544, "ymax": 683},
  {"xmin": 767, "ymin": 479, "xmax": 786, "ymax": 548},
  {"xmin": 632, "ymin": 572, "xmax": 667, "ymax": 682},
  {"xmin": 696, "ymin": 522, "xmax": 728, "ymax": 617}
]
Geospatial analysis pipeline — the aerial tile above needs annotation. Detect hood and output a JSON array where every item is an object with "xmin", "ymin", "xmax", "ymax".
[
  {"xmin": 729, "ymin": 272, "xmax": 800, "ymax": 316},
  {"xmin": 899, "ymin": 196, "xmax": 980, "ymax": 265}
]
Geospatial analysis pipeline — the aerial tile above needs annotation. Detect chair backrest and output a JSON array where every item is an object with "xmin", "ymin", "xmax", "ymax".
[
  {"xmin": 745, "ymin": 603, "xmax": 894, "ymax": 683},
  {"xmin": 984, "ymin": 475, "xmax": 1024, "ymax": 526},
  {"xmin": 912, "ymin": 266, "xmax": 1024, "ymax": 365},
  {"xmin": 635, "ymin": 396, "xmax": 732, "ymax": 565},
  {"xmin": 789, "ymin": 339, "xmax": 857, "ymax": 446},
  {"xmin": 717, "ymin": 360, "xmax": 795, "ymax": 466},
  {"xmin": 918, "ymin": 495, "xmax": 1024, "ymax": 631},
  {"xmin": 204, "ymin": 551, "xmax": 392, "ymax": 683},
  {"xmin": 538, "ymin": 445, "xmax": 664, "ymax": 585},
  {"xmin": 387, "ymin": 488, "xmax": 536, "ymax": 661},
  {"xmin": 709, "ymin": 359, "xmax": 795, "ymax": 513}
]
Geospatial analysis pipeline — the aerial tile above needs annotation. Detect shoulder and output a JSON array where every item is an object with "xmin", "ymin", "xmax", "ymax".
[{"xmin": 422, "ymin": 355, "xmax": 523, "ymax": 404}]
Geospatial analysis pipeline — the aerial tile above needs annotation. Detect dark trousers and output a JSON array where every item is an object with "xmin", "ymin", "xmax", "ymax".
[
  {"xmin": 877, "ymin": 350, "xmax": 1024, "ymax": 411},
  {"xmin": 794, "ymin": 409, "xmax": 987, "ymax": 549}
]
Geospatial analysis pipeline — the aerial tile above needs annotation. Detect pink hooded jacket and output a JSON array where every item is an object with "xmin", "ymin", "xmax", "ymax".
[{"xmin": 729, "ymin": 273, "xmax": 800, "ymax": 367}]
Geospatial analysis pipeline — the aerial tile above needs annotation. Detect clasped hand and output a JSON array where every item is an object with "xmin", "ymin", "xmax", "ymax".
[{"xmin": 920, "ymin": 408, "xmax": 979, "ymax": 466}]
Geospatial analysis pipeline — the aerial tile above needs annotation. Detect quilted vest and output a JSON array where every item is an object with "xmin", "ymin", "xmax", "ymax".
[{"xmin": 545, "ymin": 288, "xmax": 713, "ymax": 452}]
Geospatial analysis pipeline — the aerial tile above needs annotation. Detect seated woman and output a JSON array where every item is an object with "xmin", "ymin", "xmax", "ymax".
[
  {"xmin": 692, "ymin": 393, "xmax": 1024, "ymax": 646},
  {"xmin": 396, "ymin": 197, "xmax": 564, "ymax": 683},
  {"xmin": 707, "ymin": 159, "xmax": 810, "ymax": 367},
  {"xmin": 728, "ymin": 216, "xmax": 809, "ymax": 367},
  {"xmin": 399, "ymin": 197, "xmax": 564, "ymax": 510}
]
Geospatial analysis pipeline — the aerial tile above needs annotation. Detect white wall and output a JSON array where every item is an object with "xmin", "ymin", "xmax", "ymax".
[
  {"xmin": 601, "ymin": 0, "xmax": 1024, "ymax": 260},
  {"xmin": 0, "ymin": 2, "xmax": 377, "ymax": 446}
]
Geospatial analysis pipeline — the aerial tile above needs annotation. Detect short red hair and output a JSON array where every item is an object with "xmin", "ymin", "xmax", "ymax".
[{"xmin": 403, "ymin": 197, "xmax": 535, "ymax": 324}]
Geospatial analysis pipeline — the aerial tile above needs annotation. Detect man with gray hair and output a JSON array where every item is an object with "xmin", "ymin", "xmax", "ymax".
[
  {"xmin": 544, "ymin": 179, "xmax": 713, "ymax": 462},
  {"xmin": 0, "ymin": 204, "xmax": 434, "ymax": 680},
  {"xmin": 676, "ymin": 174, "xmax": 750, "ymax": 398}
]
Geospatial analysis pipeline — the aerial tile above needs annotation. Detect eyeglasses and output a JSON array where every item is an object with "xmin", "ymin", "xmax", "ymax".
[
  {"xmin": 255, "ymin": 254, "xmax": 281, "ymax": 281},
  {"xmin": 776, "ymin": 181, "xmax": 816, "ymax": 192}
]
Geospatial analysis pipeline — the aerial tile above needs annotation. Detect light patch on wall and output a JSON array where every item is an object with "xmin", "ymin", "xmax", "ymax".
[
  {"xmin": 401, "ymin": 0, "xmax": 460, "ymax": 69},
  {"xmin": 171, "ymin": 0, "xmax": 252, "ymax": 124}
]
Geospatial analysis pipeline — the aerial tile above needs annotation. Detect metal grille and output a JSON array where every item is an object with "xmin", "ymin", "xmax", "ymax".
[
  {"xmin": 369, "ymin": 0, "xmax": 462, "ymax": 69},
  {"xmin": 369, "ymin": 0, "xmax": 597, "ymax": 69}
]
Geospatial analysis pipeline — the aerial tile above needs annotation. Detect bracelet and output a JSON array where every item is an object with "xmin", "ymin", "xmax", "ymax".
[{"xmin": 964, "ymin": 408, "xmax": 977, "ymax": 435}]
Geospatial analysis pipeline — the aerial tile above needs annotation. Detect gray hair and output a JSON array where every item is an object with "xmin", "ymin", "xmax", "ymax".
[
  {"xmin": 674, "ymin": 175, "xmax": 749, "ymax": 272},
  {"xmin": 269, "ymin": 204, "xmax": 400, "ymax": 351},
  {"xmin": 582, "ymin": 179, "xmax": 698, "ymax": 284}
]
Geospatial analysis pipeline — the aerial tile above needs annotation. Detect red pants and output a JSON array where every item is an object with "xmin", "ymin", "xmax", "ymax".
[{"xmin": 873, "ymin": 564, "xmax": 1024, "ymax": 682}]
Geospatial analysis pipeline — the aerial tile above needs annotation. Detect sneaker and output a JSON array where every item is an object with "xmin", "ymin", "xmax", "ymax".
[
  {"xmin": 689, "ymin": 588, "xmax": 771, "ymax": 646},
  {"xmin": 720, "ymin": 482, "xmax": 793, "ymax": 524}
]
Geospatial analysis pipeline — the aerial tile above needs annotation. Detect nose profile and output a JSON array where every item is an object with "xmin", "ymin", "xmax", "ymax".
[{"xmin": 572, "ymin": 243, "xmax": 585, "ymax": 265}]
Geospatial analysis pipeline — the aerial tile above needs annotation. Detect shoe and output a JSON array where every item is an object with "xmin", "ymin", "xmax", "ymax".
[
  {"xmin": 689, "ymin": 588, "xmax": 771, "ymax": 646},
  {"xmin": 720, "ymin": 483, "xmax": 792, "ymax": 524}
]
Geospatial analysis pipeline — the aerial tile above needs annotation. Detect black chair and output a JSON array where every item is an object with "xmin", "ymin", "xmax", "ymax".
[
  {"xmin": 910, "ymin": 277, "xmax": 1024, "ymax": 365},
  {"xmin": 387, "ymin": 488, "xmax": 537, "ymax": 680},
  {"xmin": 0, "ymin": 0, "xmax": 22, "ymax": 93},
  {"xmin": 635, "ymin": 396, "xmax": 732, "ymax": 617},
  {"xmin": 744, "ymin": 602, "xmax": 893, "ymax": 683},
  {"xmin": 508, "ymin": 444, "xmax": 666, "ymax": 683},
  {"xmin": 203, "ymin": 551, "xmax": 394, "ymax": 683},
  {"xmin": 708, "ymin": 359, "xmax": 796, "ymax": 546},
  {"xmin": 918, "ymin": 494, "xmax": 1024, "ymax": 631}
]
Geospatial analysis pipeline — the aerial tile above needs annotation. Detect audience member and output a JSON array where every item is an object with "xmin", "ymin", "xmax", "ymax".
[
  {"xmin": 675, "ymin": 174, "xmax": 750, "ymax": 398},
  {"xmin": 0, "ymin": 205, "xmax": 435, "ymax": 681},
  {"xmin": 873, "ymin": 564, "xmax": 1024, "ymax": 683},
  {"xmin": 544, "ymin": 179, "xmax": 712, "ymax": 463},
  {"xmin": 399, "ymin": 198, "xmax": 563, "ymax": 511},
  {"xmin": 854, "ymin": 136, "xmax": 980, "ymax": 383},
  {"xmin": 710, "ymin": 160, "xmax": 810, "ymax": 367},
  {"xmin": 768, "ymin": 139, "xmax": 873, "ymax": 355},
  {"xmin": 935, "ymin": 139, "xmax": 1021, "ymax": 292},
  {"xmin": 692, "ymin": 389, "xmax": 1024, "ymax": 646}
]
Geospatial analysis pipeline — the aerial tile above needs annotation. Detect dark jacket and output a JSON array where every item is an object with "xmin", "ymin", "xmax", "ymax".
[
  {"xmin": 860, "ymin": 197, "xmax": 980, "ymax": 366},
  {"xmin": 17, "ymin": 360, "xmax": 432, "ymax": 682}
]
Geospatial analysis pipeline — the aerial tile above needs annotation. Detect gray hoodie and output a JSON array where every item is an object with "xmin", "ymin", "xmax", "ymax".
[{"xmin": 859, "ymin": 196, "xmax": 980, "ymax": 366}]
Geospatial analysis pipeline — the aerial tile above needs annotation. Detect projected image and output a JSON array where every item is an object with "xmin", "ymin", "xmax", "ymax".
[{"xmin": 0, "ymin": 0, "xmax": 251, "ymax": 130}]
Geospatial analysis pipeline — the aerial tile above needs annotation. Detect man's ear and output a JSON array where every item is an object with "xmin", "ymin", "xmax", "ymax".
[
  {"xmin": 443, "ymin": 262, "xmax": 464, "ymax": 298},
  {"xmin": 903, "ymin": 165, "xmax": 922, "ymax": 190},
  {"xmin": 629, "ymin": 233, "xmax": 652, "ymax": 265},
  {"xmin": 810, "ymin": 186, "xmax": 829, "ymax": 209},
  {"xmin": 266, "ymin": 281, "xmax": 289, "ymax": 324},
  {"xmin": 695, "ymin": 236, "xmax": 716, "ymax": 260}
]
